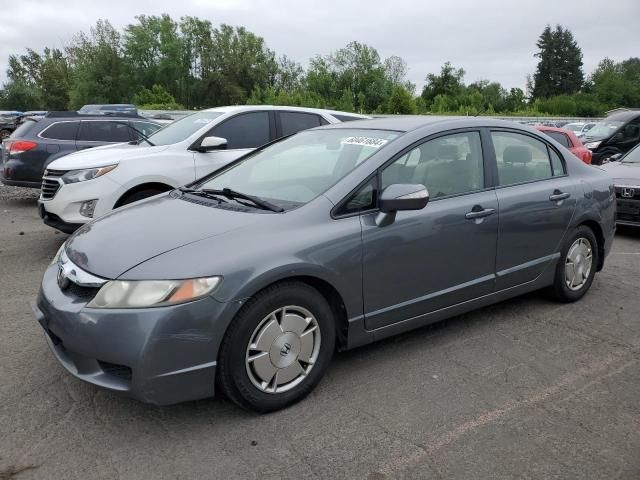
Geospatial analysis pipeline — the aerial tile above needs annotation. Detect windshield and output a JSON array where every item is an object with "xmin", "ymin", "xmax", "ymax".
[
  {"xmin": 196, "ymin": 128, "xmax": 400, "ymax": 207},
  {"xmin": 148, "ymin": 111, "xmax": 224, "ymax": 146},
  {"xmin": 622, "ymin": 145, "xmax": 640, "ymax": 164},
  {"xmin": 586, "ymin": 120, "xmax": 624, "ymax": 138}
]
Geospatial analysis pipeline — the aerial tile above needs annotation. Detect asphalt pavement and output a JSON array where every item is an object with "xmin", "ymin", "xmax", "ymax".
[{"xmin": 0, "ymin": 185, "xmax": 638, "ymax": 479}]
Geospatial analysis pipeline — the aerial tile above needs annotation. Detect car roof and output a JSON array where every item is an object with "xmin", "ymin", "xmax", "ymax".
[
  {"xmin": 310, "ymin": 115, "xmax": 526, "ymax": 133},
  {"xmin": 607, "ymin": 111, "xmax": 640, "ymax": 121},
  {"xmin": 201, "ymin": 105, "xmax": 369, "ymax": 118}
]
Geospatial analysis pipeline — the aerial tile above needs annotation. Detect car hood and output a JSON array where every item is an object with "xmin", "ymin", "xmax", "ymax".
[
  {"xmin": 65, "ymin": 193, "xmax": 264, "ymax": 279},
  {"xmin": 48, "ymin": 143, "xmax": 170, "ymax": 170},
  {"xmin": 600, "ymin": 161, "xmax": 640, "ymax": 185}
]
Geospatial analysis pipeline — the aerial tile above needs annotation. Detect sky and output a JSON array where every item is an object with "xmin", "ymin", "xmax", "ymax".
[{"xmin": 0, "ymin": 0, "xmax": 638, "ymax": 92}]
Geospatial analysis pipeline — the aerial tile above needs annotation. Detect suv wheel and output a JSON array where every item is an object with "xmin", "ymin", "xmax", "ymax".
[
  {"xmin": 218, "ymin": 281, "xmax": 335, "ymax": 412},
  {"xmin": 552, "ymin": 226, "xmax": 598, "ymax": 302}
]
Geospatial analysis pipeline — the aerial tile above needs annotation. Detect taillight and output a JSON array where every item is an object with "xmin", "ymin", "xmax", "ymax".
[{"xmin": 8, "ymin": 141, "xmax": 37, "ymax": 154}]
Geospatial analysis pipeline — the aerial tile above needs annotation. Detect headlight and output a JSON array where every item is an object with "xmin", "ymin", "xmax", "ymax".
[
  {"xmin": 62, "ymin": 164, "xmax": 117, "ymax": 184},
  {"xmin": 50, "ymin": 243, "xmax": 66, "ymax": 265},
  {"xmin": 87, "ymin": 276, "xmax": 222, "ymax": 308},
  {"xmin": 584, "ymin": 141, "xmax": 601, "ymax": 150}
]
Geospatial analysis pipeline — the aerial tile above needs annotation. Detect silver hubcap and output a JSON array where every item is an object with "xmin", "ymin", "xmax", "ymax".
[
  {"xmin": 245, "ymin": 306, "xmax": 321, "ymax": 394},
  {"xmin": 565, "ymin": 238, "xmax": 593, "ymax": 291}
]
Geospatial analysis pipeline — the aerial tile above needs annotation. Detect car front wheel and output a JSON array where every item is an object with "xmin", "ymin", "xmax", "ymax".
[
  {"xmin": 217, "ymin": 281, "xmax": 335, "ymax": 412},
  {"xmin": 552, "ymin": 226, "xmax": 598, "ymax": 302}
]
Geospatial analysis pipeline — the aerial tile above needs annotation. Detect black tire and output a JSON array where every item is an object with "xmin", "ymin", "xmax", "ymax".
[
  {"xmin": 551, "ymin": 226, "xmax": 599, "ymax": 302},
  {"xmin": 119, "ymin": 189, "xmax": 164, "ymax": 206},
  {"xmin": 218, "ymin": 281, "xmax": 336, "ymax": 413},
  {"xmin": 0, "ymin": 129, "xmax": 11, "ymax": 139}
]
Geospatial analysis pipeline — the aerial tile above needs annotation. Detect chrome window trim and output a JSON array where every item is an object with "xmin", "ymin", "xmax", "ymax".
[{"xmin": 37, "ymin": 120, "xmax": 80, "ymax": 142}]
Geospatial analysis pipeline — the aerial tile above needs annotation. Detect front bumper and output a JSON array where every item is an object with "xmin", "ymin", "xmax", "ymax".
[
  {"xmin": 33, "ymin": 263, "xmax": 235, "ymax": 405},
  {"xmin": 38, "ymin": 203, "xmax": 83, "ymax": 234}
]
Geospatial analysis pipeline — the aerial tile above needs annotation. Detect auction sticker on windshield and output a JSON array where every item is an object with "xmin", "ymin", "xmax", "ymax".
[{"xmin": 341, "ymin": 136, "xmax": 389, "ymax": 148}]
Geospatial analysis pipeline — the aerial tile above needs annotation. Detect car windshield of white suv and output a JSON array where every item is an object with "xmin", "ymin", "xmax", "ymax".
[
  {"xmin": 195, "ymin": 128, "xmax": 399, "ymax": 207},
  {"xmin": 621, "ymin": 146, "xmax": 640, "ymax": 164},
  {"xmin": 586, "ymin": 120, "xmax": 624, "ymax": 138},
  {"xmin": 148, "ymin": 111, "xmax": 224, "ymax": 146}
]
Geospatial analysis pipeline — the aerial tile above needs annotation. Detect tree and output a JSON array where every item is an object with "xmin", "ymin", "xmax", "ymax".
[
  {"xmin": 532, "ymin": 25, "xmax": 584, "ymax": 99},
  {"xmin": 385, "ymin": 84, "xmax": 416, "ymax": 114},
  {"xmin": 39, "ymin": 48, "xmax": 70, "ymax": 109},
  {"xmin": 66, "ymin": 20, "xmax": 132, "ymax": 108},
  {"xmin": 421, "ymin": 62, "xmax": 465, "ymax": 107}
]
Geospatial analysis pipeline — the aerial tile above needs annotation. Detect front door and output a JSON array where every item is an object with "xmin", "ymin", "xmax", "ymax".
[
  {"xmin": 194, "ymin": 111, "xmax": 273, "ymax": 178},
  {"xmin": 361, "ymin": 131, "xmax": 499, "ymax": 330},
  {"xmin": 488, "ymin": 130, "xmax": 577, "ymax": 290}
]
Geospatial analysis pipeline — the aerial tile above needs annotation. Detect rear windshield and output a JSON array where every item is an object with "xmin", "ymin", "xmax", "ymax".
[{"xmin": 9, "ymin": 119, "xmax": 37, "ymax": 139}]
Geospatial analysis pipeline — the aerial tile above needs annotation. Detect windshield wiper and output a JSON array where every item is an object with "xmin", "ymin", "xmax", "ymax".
[
  {"xmin": 205, "ymin": 188, "xmax": 284, "ymax": 213},
  {"xmin": 178, "ymin": 187, "xmax": 227, "ymax": 203}
]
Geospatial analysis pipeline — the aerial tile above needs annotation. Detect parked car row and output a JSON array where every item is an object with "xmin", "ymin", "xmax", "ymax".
[{"xmin": 27, "ymin": 111, "xmax": 618, "ymax": 412}]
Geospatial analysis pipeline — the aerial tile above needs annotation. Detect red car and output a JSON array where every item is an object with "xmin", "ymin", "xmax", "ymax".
[{"xmin": 535, "ymin": 126, "xmax": 592, "ymax": 164}]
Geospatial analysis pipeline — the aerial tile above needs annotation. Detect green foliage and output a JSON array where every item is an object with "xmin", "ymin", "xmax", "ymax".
[
  {"xmin": 532, "ymin": 25, "xmax": 584, "ymax": 98},
  {"xmin": 0, "ymin": 16, "xmax": 638, "ymax": 118},
  {"xmin": 133, "ymin": 84, "xmax": 177, "ymax": 106}
]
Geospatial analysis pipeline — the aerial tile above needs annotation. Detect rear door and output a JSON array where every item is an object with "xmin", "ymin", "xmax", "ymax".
[
  {"xmin": 193, "ymin": 111, "xmax": 273, "ymax": 178},
  {"xmin": 489, "ymin": 129, "xmax": 577, "ymax": 290},
  {"xmin": 76, "ymin": 120, "xmax": 132, "ymax": 150},
  {"xmin": 276, "ymin": 111, "xmax": 326, "ymax": 137},
  {"xmin": 33, "ymin": 120, "xmax": 80, "ymax": 179}
]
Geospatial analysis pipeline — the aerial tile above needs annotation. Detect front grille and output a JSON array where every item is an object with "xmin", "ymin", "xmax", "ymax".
[
  {"xmin": 41, "ymin": 169, "xmax": 67, "ymax": 200},
  {"xmin": 97, "ymin": 361, "xmax": 132, "ymax": 381},
  {"xmin": 65, "ymin": 281, "xmax": 100, "ymax": 299},
  {"xmin": 615, "ymin": 186, "xmax": 640, "ymax": 200}
]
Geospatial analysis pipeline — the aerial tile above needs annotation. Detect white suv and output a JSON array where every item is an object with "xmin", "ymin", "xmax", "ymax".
[{"xmin": 38, "ymin": 106, "xmax": 367, "ymax": 232}]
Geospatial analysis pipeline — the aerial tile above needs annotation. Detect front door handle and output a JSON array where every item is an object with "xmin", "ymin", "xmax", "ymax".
[
  {"xmin": 549, "ymin": 191, "xmax": 571, "ymax": 202},
  {"xmin": 465, "ymin": 207, "xmax": 496, "ymax": 220}
]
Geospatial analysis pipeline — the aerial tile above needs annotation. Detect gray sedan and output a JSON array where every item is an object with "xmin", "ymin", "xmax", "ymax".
[{"xmin": 34, "ymin": 117, "xmax": 616, "ymax": 412}]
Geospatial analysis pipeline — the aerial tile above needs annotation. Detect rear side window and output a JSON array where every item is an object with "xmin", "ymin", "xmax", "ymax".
[
  {"xmin": 543, "ymin": 131, "xmax": 571, "ymax": 148},
  {"xmin": 78, "ymin": 121, "xmax": 131, "ymax": 142},
  {"xmin": 40, "ymin": 121, "xmax": 79, "ymax": 141},
  {"xmin": 210, "ymin": 112, "xmax": 270, "ymax": 149},
  {"xmin": 491, "ymin": 131, "xmax": 561, "ymax": 186},
  {"xmin": 9, "ymin": 119, "xmax": 37, "ymax": 138},
  {"xmin": 279, "ymin": 112, "xmax": 322, "ymax": 136}
]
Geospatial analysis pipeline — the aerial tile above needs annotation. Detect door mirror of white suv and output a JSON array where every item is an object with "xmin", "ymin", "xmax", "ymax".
[{"xmin": 198, "ymin": 136, "xmax": 228, "ymax": 152}]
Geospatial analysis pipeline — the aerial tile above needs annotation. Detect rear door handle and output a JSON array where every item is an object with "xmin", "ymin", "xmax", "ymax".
[
  {"xmin": 465, "ymin": 208, "xmax": 496, "ymax": 220},
  {"xmin": 549, "ymin": 192, "xmax": 570, "ymax": 201}
]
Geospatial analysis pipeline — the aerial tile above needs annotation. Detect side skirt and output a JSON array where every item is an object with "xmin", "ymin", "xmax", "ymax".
[{"xmin": 345, "ymin": 258, "xmax": 557, "ymax": 350}]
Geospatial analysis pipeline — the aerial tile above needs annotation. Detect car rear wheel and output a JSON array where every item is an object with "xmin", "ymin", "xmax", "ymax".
[
  {"xmin": 551, "ymin": 226, "xmax": 598, "ymax": 302},
  {"xmin": 217, "ymin": 281, "xmax": 335, "ymax": 412},
  {"xmin": 0, "ymin": 129, "xmax": 11, "ymax": 139}
]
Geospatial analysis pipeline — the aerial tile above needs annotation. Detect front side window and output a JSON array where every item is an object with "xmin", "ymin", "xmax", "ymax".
[
  {"xmin": 131, "ymin": 121, "xmax": 161, "ymax": 138},
  {"xmin": 197, "ymin": 129, "xmax": 398, "ymax": 206},
  {"xmin": 492, "ymin": 131, "xmax": 559, "ymax": 186},
  {"xmin": 381, "ymin": 131, "xmax": 484, "ymax": 199},
  {"xmin": 279, "ymin": 112, "xmax": 323, "ymax": 136},
  {"xmin": 78, "ymin": 121, "xmax": 131, "ymax": 142},
  {"xmin": 210, "ymin": 112, "xmax": 270, "ymax": 149},
  {"xmin": 40, "ymin": 121, "xmax": 79, "ymax": 141}
]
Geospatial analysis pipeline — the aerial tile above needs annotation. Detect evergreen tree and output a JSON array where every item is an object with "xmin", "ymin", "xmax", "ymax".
[{"xmin": 532, "ymin": 25, "xmax": 584, "ymax": 98}]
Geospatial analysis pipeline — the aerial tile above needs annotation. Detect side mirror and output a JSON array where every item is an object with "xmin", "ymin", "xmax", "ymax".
[
  {"xmin": 607, "ymin": 153, "xmax": 622, "ymax": 162},
  {"xmin": 379, "ymin": 184, "xmax": 429, "ymax": 213},
  {"xmin": 199, "ymin": 136, "xmax": 227, "ymax": 152}
]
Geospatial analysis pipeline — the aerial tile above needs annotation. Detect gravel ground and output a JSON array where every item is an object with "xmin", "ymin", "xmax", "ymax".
[
  {"xmin": 0, "ymin": 184, "xmax": 40, "ymax": 202},
  {"xmin": 1, "ymin": 192, "xmax": 639, "ymax": 479}
]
